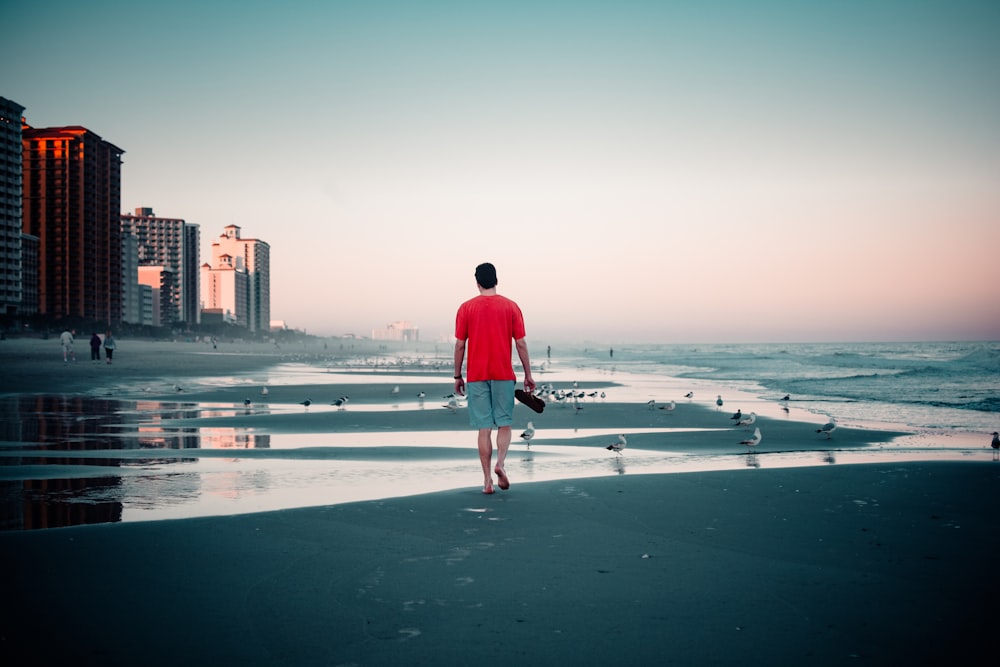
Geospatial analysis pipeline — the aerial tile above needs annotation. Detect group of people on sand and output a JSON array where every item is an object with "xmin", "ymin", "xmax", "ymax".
[{"xmin": 60, "ymin": 329, "xmax": 116, "ymax": 364}]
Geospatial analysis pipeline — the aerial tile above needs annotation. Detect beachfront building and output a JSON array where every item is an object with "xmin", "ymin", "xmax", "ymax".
[
  {"xmin": 21, "ymin": 122, "xmax": 124, "ymax": 324},
  {"xmin": 200, "ymin": 255, "xmax": 248, "ymax": 327},
  {"xmin": 137, "ymin": 265, "xmax": 177, "ymax": 328},
  {"xmin": 19, "ymin": 233, "xmax": 39, "ymax": 315},
  {"xmin": 372, "ymin": 320, "xmax": 420, "ymax": 342},
  {"xmin": 120, "ymin": 207, "xmax": 200, "ymax": 328},
  {"xmin": 0, "ymin": 97, "xmax": 25, "ymax": 317},
  {"xmin": 138, "ymin": 282, "xmax": 153, "ymax": 326},
  {"xmin": 121, "ymin": 232, "xmax": 139, "ymax": 324},
  {"xmin": 204, "ymin": 225, "xmax": 269, "ymax": 333}
]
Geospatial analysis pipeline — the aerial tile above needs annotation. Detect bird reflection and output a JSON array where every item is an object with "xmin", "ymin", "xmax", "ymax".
[
  {"xmin": 610, "ymin": 457, "xmax": 626, "ymax": 475},
  {"xmin": 822, "ymin": 451, "xmax": 836, "ymax": 464},
  {"xmin": 745, "ymin": 452, "xmax": 760, "ymax": 468}
]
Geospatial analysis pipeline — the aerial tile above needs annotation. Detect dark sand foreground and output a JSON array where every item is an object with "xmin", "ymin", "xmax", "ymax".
[
  {"xmin": 2, "ymin": 337, "xmax": 998, "ymax": 665},
  {"xmin": 2, "ymin": 463, "xmax": 998, "ymax": 665}
]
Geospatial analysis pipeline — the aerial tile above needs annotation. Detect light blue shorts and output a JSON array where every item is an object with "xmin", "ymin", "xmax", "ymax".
[{"xmin": 466, "ymin": 380, "xmax": 515, "ymax": 430}]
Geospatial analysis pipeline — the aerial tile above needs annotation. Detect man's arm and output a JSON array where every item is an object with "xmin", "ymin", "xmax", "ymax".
[
  {"xmin": 453, "ymin": 338, "xmax": 467, "ymax": 396},
  {"xmin": 514, "ymin": 337, "xmax": 535, "ymax": 392}
]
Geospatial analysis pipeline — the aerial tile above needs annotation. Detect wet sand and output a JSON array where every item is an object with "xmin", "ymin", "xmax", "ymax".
[{"xmin": 1, "ymin": 336, "xmax": 998, "ymax": 664}]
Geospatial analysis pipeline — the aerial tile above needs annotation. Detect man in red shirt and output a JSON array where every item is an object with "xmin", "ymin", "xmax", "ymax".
[{"xmin": 454, "ymin": 263, "xmax": 536, "ymax": 494}]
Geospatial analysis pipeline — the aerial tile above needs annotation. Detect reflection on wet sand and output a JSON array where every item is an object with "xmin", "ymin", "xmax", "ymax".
[{"xmin": 0, "ymin": 395, "xmax": 273, "ymax": 529}]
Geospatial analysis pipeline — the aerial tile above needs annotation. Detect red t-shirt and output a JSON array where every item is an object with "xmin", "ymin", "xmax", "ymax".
[{"xmin": 455, "ymin": 294, "xmax": 526, "ymax": 382}]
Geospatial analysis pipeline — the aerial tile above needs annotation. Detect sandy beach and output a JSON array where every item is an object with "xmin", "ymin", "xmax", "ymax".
[{"xmin": 1, "ymin": 336, "xmax": 998, "ymax": 665}]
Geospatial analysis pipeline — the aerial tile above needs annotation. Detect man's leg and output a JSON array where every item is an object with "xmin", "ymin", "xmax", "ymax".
[
  {"xmin": 494, "ymin": 425, "xmax": 512, "ymax": 490},
  {"xmin": 478, "ymin": 428, "xmax": 494, "ymax": 492},
  {"xmin": 496, "ymin": 425, "xmax": 511, "ymax": 472}
]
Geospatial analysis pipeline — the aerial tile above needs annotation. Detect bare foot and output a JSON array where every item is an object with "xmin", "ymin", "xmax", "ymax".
[
  {"xmin": 483, "ymin": 484, "xmax": 495, "ymax": 495},
  {"xmin": 495, "ymin": 466, "xmax": 510, "ymax": 490}
]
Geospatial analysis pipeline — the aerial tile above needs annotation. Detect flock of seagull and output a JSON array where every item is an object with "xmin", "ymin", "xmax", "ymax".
[
  {"xmin": 587, "ymin": 391, "xmax": 838, "ymax": 457},
  {"xmin": 187, "ymin": 379, "xmax": 997, "ymax": 462},
  {"xmin": 236, "ymin": 382, "xmax": 850, "ymax": 461}
]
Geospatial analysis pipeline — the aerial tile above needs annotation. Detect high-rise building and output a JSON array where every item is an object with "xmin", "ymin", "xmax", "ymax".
[
  {"xmin": 21, "ymin": 123, "xmax": 124, "ymax": 324},
  {"xmin": 0, "ymin": 96, "xmax": 25, "ymax": 317},
  {"xmin": 200, "ymin": 253, "xmax": 248, "ymax": 327},
  {"xmin": 120, "ymin": 207, "xmax": 200, "ymax": 327},
  {"xmin": 204, "ymin": 225, "xmax": 269, "ymax": 333},
  {"xmin": 19, "ymin": 233, "xmax": 39, "ymax": 315}
]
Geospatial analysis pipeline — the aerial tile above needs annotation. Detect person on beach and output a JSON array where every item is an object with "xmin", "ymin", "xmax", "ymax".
[
  {"xmin": 89, "ymin": 332, "xmax": 102, "ymax": 362},
  {"xmin": 454, "ymin": 262, "xmax": 536, "ymax": 494},
  {"xmin": 103, "ymin": 331, "xmax": 116, "ymax": 364},
  {"xmin": 60, "ymin": 329, "xmax": 76, "ymax": 362}
]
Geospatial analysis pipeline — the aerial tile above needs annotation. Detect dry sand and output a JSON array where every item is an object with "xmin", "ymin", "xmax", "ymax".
[{"xmin": 1, "ymin": 336, "xmax": 998, "ymax": 665}]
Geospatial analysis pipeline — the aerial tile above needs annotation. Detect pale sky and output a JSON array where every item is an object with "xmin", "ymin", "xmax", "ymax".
[{"xmin": 3, "ymin": 0, "xmax": 998, "ymax": 343}]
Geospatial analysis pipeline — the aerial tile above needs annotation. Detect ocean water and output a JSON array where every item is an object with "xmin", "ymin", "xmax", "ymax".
[{"xmin": 558, "ymin": 340, "xmax": 999, "ymax": 437}]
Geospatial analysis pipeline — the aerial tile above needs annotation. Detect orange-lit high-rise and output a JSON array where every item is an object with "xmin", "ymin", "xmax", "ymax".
[{"xmin": 21, "ymin": 123, "xmax": 124, "ymax": 324}]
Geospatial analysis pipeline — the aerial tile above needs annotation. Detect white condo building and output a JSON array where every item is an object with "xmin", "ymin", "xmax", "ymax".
[{"xmin": 201, "ymin": 225, "xmax": 269, "ymax": 332}]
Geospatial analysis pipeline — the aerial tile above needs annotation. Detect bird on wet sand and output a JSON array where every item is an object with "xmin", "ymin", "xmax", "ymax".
[
  {"xmin": 991, "ymin": 432, "xmax": 999, "ymax": 449},
  {"xmin": 299, "ymin": 399, "xmax": 312, "ymax": 408},
  {"xmin": 658, "ymin": 400, "xmax": 676, "ymax": 412},
  {"xmin": 817, "ymin": 417, "xmax": 837, "ymax": 439},
  {"xmin": 261, "ymin": 386, "xmax": 269, "ymax": 397},
  {"xmin": 716, "ymin": 395, "xmax": 724, "ymax": 410},
  {"xmin": 685, "ymin": 391, "xmax": 694, "ymax": 399},
  {"xmin": 332, "ymin": 396, "xmax": 350, "ymax": 408},
  {"xmin": 730, "ymin": 408, "xmax": 742, "ymax": 421},
  {"xmin": 606, "ymin": 434, "xmax": 628, "ymax": 455},
  {"xmin": 740, "ymin": 427, "xmax": 762, "ymax": 450},
  {"xmin": 737, "ymin": 412, "xmax": 757, "ymax": 429},
  {"xmin": 520, "ymin": 422, "xmax": 535, "ymax": 446}
]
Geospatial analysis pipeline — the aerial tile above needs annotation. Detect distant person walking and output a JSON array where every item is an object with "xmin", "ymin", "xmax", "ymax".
[
  {"xmin": 454, "ymin": 262, "xmax": 535, "ymax": 495},
  {"xmin": 60, "ymin": 329, "xmax": 76, "ymax": 362},
  {"xmin": 89, "ymin": 332, "xmax": 102, "ymax": 362},
  {"xmin": 103, "ymin": 331, "xmax": 116, "ymax": 364}
]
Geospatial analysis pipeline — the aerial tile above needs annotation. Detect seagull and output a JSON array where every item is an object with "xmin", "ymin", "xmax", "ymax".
[
  {"xmin": 332, "ymin": 396, "xmax": 350, "ymax": 408},
  {"xmin": 658, "ymin": 400, "xmax": 676, "ymax": 412},
  {"xmin": 716, "ymin": 395, "xmax": 724, "ymax": 410},
  {"xmin": 520, "ymin": 421, "xmax": 535, "ymax": 446},
  {"xmin": 737, "ymin": 412, "xmax": 757, "ymax": 429},
  {"xmin": 299, "ymin": 399, "xmax": 312, "ymax": 408},
  {"xmin": 606, "ymin": 434, "xmax": 628, "ymax": 455},
  {"xmin": 781, "ymin": 394, "xmax": 790, "ymax": 401},
  {"xmin": 685, "ymin": 391, "xmax": 694, "ymax": 399},
  {"xmin": 817, "ymin": 417, "xmax": 837, "ymax": 439},
  {"xmin": 173, "ymin": 384, "xmax": 184, "ymax": 393},
  {"xmin": 243, "ymin": 398, "xmax": 252, "ymax": 408},
  {"xmin": 443, "ymin": 397, "xmax": 459, "ymax": 413},
  {"xmin": 991, "ymin": 432, "xmax": 999, "ymax": 449},
  {"xmin": 646, "ymin": 399, "xmax": 656, "ymax": 410},
  {"xmin": 740, "ymin": 427, "xmax": 762, "ymax": 449},
  {"xmin": 730, "ymin": 408, "xmax": 742, "ymax": 421},
  {"xmin": 392, "ymin": 385, "xmax": 400, "ymax": 395},
  {"xmin": 261, "ymin": 386, "xmax": 269, "ymax": 397},
  {"xmin": 416, "ymin": 391, "xmax": 426, "ymax": 400}
]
